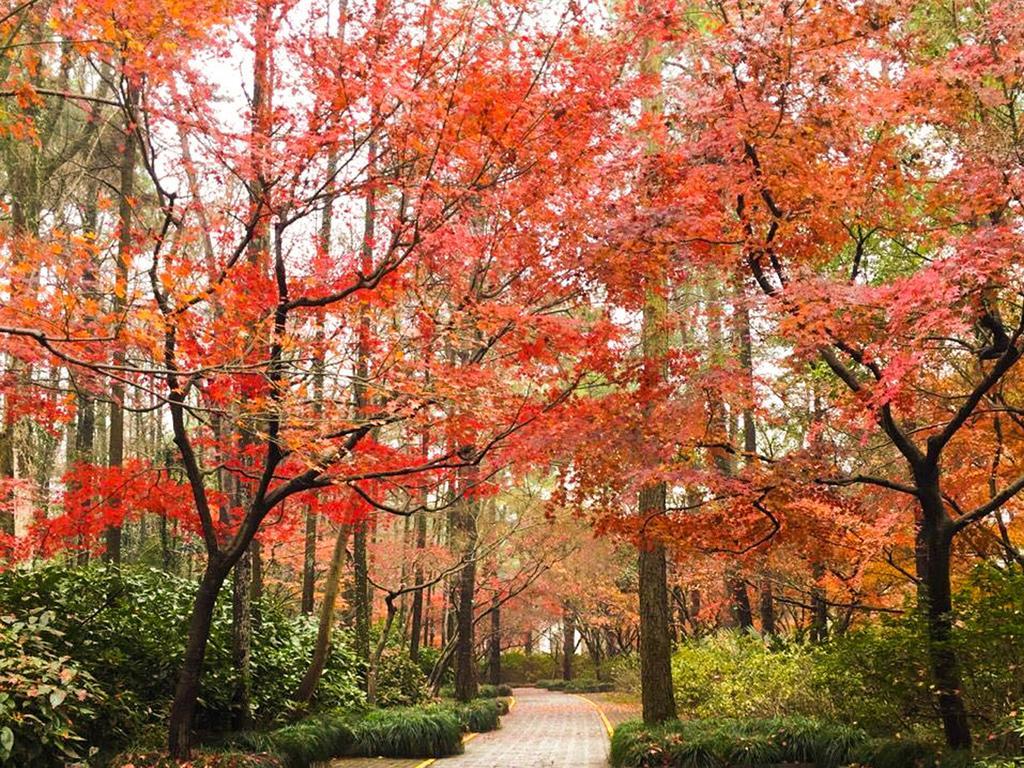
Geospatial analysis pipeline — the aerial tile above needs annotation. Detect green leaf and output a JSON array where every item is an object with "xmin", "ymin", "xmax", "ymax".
[
  {"xmin": 0, "ymin": 726, "xmax": 14, "ymax": 756},
  {"xmin": 48, "ymin": 689, "xmax": 66, "ymax": 708}
]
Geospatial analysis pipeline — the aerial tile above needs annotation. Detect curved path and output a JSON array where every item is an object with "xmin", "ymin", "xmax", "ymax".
[{"xmin": 332, "ymin": 687, "xmax": 612, "ymax": 768}]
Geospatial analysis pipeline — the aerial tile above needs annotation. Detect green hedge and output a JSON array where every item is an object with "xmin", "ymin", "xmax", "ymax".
[
  {"xmin": 610, "ymin": 717, "xmax": 868, "ymax": 768},
  {"xmin": 348, "ymin": 707, "xmax": 463, "ymax": 758},
  {"xmin": 453, "ymin": 699, "xmax": 503, "ymax": 733},
  {"xmin": 609, "ymin": 718, "xmax": 1023, "ymax": 768},
  {"xmin": 535, "ymin": 677, "xmax": 613, "ymax": 693},
  {"xmin": 233, "ymin": 706, "xmax": 465, "ymax": 766},
  {"xmin": 477, "ymin": 683, "xmax": 514, "ymax": 698}
]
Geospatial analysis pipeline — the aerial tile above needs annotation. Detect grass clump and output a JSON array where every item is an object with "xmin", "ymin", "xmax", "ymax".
[
  {"xmin": 610, "ymin": 716, "xmax": 870, "ymax": 768},
  {"xmin": 535, "ymin": 678, "xmax": 568, "ymax": 691},
  {"xmin": 564, "ymin": 678, "xmax": 615, "ymax": 693},
  {"xmin": 253, "ymin": 711, "xmax": 356, "ymax": 768},
  {"xmin": 348, "ymin": 706, "xmax": 464, "ymax": 758},
  {"xmin": 453, "ymin": 698, "xmax": 503, "ymax": 733},
  {"xmin": 477, "ymin": 683, "xmax": 515, "ymax": 698}
]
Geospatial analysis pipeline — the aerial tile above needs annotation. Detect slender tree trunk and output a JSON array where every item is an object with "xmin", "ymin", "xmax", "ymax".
[
  {"xmin": 488, "ymin": 595, "xmax": 501, "ymax": 685},
  {"xmin": 232, "ymin": 545, "xmax": 253, "ymax": 729},
  {"xmin": 168, "ymin": 563, "xmax": 229, "ymax": 757},
  {"xmin": 410, "ymin": 510, "xmax": 428, "ymax": 661},
  {"xmin": 809, "ymin": 563, "xmax": 828, "ymax": 643},
  {"xmin": 915, "ymin": 471, "xmax": 972, "ymax": 750},
  {"xmin": 454, "ymin": 466, "xmax": 479, "ymax": 701},
  {"xmin": 353, "ymin": 521, "xmax": 370, "ymax": 673},
  {"xmin": 301, "ymin": 510, "xmax": 317, "ymax": 614},
  {"xmin": 638, "ymin": 517, "xmax": 676, "ymax": 724},
  {"xmin": 104, "ymin": 83, "xmax": 137, "ymax": 565},
  {"xmin": 409, "ymin": 427, "xmax": 429, "ymax": 661},
  {"xmin": 759, "ymin": 576, "xmax": 775, "ymax": 636},
  {"xmin": 561, "ymin": 606, "xmax": 575, "ymax": 681},
  {"xmin": 296, "ymin": 525, "xmax": 350, "ymax": 703},
  {"xmin": 729, "ymin": 576, "xmax": 754, "ymax": 631}
]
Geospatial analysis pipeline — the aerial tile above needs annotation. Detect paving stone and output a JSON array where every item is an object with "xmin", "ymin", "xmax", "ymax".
[{"xmin": 331, "ymin": 687, "xmax": 610, "ymax": 768}]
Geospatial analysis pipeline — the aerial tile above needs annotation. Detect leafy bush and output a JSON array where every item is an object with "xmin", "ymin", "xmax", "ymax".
[
  {"xmin": 536, "ymin": 678, "xmax": 568, "ymax": 691},
  {"xmin": 564, "ymin": 678, "xmax": 615, "ymax": 693},
  {"xmin": 476, "ymin": 683, "xmax": 514, "ymax": 698},
  {"xmin": 610, "ymin": 716, "xmax": 869, "ymax": 768},
  {"xmin": 414, "ymin": 646, "xmax": 450, "ymax": 685},
  {"xmin": 0, "ymin": 609, "xmax": 108, "ymax": 767},
  {"xmin": 375, "ymin": 648, "xmax": 429, "ymax": 707},
  {"xmin": 671, "ymin": 631, "xmax": 826, "ymax": 722},
  {"xmin": 348, "ymin": 706, "xmax": 463, "ymax": 758},
  {"xmin": 0, "ymin": 562, "xmax": 365, "ymax": 756},
  {"xmin": 495, "ymin": 651, "xmax": 558, "ymax": 683},
  {"xmin": 453, "ymin": 699, "xmax": 502, "ymax": 733},
  {"xmin": 609, "ymin": 653, "xmax": 641, "ymax": 694},
  {"xmin": 109, "ymin": 749, "xmax": 284, "ymax": 767},
  {"xmin": 236, "ymin": 710, "xmax": 356, "ymax": 768}
]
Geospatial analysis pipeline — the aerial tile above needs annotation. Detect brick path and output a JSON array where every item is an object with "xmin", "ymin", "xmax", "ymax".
[
  {"xmin": 579, "ymin": 692, "xmax": 641, "ymax": 728},
  {"xmin": 332, "ymin": 687, "xmax": 611, "ymax": 768}
]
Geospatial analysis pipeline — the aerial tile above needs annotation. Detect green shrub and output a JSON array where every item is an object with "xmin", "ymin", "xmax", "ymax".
[
  {"xmin": 476, "ymin": 683, "xmax": 514, "ymax": 698},
  {"xmin": 671, "ymin": 631, "xmax": 826, "ymax": 722},
  {"xmin": 0, "ymin": 609, "xmax": 108, "ymax": 767},
  {"xmin": 414, "ymin": 646, "xmax": 451, "ymax": 685},
  {"xmin": 454, "ymin": 699, "xmax": 502, "ymax": 733},
  {"xmin": 108, "ymin": 750, "xmax": 284, "ymax": 767},
  {"xmin": 236, "ymin": 711, "xmax": 357, "ymax": 768},
  {"xmin": 609, "ymin": 717, "xmax": 870, "ymax": 768},
  {"xmin": 348, "ymin": 706, "xmax": 463, "ymax": 758},
  {"xmin": 609, "ymin": 653, "xmax": 641, "ymax": 694},
  {"xmin": 536, "ymin": 678, "xmax": 568, "ymax": 691},
  {"xmin": 0, "ymin": 561, "xmax": 365, "ymax": 754},
  {"xmin": 494, "ymin": 651, "xmax": 558, "ymax": 683},
  {"xmin": 375, "ymin": 648, "xmax": 429, "ymax": 707},
  {"xmin": 564, "ymin": 678, "xmax": 614, "ymax": 693}
]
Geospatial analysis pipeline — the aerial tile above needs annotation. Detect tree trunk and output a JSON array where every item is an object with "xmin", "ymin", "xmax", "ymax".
[
  {"xmin": 729, "ymin": 575, "xmax": 754, "ymax": 631},
  {"xmin": 488, "ymin": 595, "xmax": 501, "ymax": 685},
  {"xmin": 168, "ymin": 563, "xmax": 229, "ymax": 757},
  {"xmin": 915, "ymin": 473, "xmax": 972, "ymax": 750},
  {"xmin": 231, "ymin": 545, "xmax": 253, "ymax": 729},
  {"xmin": 409, "ymin": 509, "xmax": 427, "ymax": 661},
  {"xmin": 301, "ymin": 508, "xmax": 317, "ymax": 614},
  {"xmin": 454, "ymin": 467, "xmax": 479, "ymax": 702},
  {"xmin": 562, "ymin": 606, "xmax": 575, "ymax": 681},
  {"xmin": 104, "ymin": 84, "xmax": 138, "ymax": 566},
  {"xmin": 759, "ymin": 576, "xmax": 775, "ymax": 636},
  {"xmin": 809, "ymin": 564, "xmax": 828, "ymax": 644},
  {"xmin": 296, "ymin": 524, "xmax": 350, "ymax": 703},
  {"xmin": 353, "ymin": 520, "xmax": 371, "ymax": 673},
  {"xmin": 638, "ymin": 522, "xmax": 676, "ymax": 724}
]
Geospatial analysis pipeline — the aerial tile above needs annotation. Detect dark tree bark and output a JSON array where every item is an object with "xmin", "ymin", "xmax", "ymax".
[
  {"xmin": 231, "ymin": 544, "xmax": 253, "ymax": 729},
  {"xmin": 729, "ymin": 576, "xmax": 754, "ymax": 631},
  {"xmin": 759, "ymin": 576, "xmax": 775, "ymax": 636},
  {"xmin": 915, "ymin": 470, "xmax": 972, "ymax": 750},
  {"xmin": 409, "ymin": 509, "xmax": 428, "ymax": 661},
  {"xmin": 454, "ymin": 466, "xmax": 479, "ymax": 702},
  {"xmin": 488, "ymin": 595, "xmax": 501, "ymax": 685},
  {"xmin": 809, "ymin": 564, "xmax": 828, "ymax": 644},
  {"xmin": 104, "ymin": 84, "xmax": 137, "ymax": 566},
  {"xmin": 638, "ymin": 514, "xmax": 676, "ymax": 724},
  {"xmin": 561, "ymin": 606, "xmax": 575, "ymax": 681},
  {"xmin": 168, "ymin": 563, "xmax": 229, "ymax": 756},
  {"xmin": 301, "ymin": 509, "xmax": 317, "ymax": 614},
  {"xmin": 296, "ymin": 525, "xmax": 350, "ymax": 703}
]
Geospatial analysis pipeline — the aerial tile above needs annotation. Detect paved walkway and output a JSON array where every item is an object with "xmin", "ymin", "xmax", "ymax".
[{"xmin": 332, "ymin": 687, "xmax": 612, "ymax": 768}]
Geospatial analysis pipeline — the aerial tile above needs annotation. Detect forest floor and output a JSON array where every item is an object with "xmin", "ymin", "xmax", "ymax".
[{"xmin": 332, "ymin": 686, "xmax": 625, "ymax": 767}]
